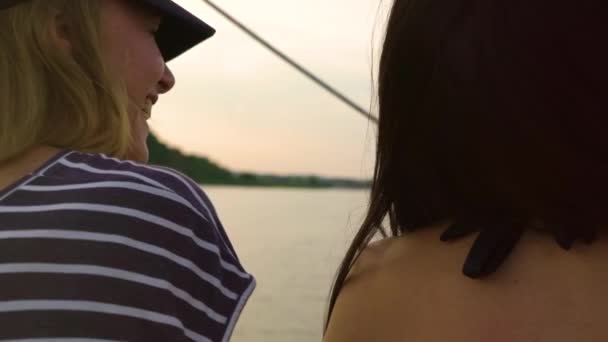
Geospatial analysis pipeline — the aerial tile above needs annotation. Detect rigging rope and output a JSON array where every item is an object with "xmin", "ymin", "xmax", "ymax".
[{"xmin": 199, "ymin": 0, "xmax": 379, "ymax": 124}]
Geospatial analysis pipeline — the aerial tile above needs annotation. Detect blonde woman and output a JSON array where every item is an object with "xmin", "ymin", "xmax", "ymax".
[{"xmin": 0, "ymin": 0, "xmax": 254, "ymax": 341}]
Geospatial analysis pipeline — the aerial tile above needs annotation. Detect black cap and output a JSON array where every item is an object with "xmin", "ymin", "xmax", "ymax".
[
  {"xmin": 140, "ymin": 0, "xmax": 215, "ymax": 61},
  {"xmin": 0, "ymin": 0, "xmax": 216, "ymax": 61}
]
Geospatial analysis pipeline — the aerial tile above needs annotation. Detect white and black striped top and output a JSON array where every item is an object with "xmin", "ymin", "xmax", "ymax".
[{"xmin": 0, "ymin": 150, "xmax": 255, "ymax": 342}]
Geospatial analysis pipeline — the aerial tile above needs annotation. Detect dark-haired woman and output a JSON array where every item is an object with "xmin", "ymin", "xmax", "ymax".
[{"xmin": 325, "ymin": 0, "xmax": 606, "ymax": 340}]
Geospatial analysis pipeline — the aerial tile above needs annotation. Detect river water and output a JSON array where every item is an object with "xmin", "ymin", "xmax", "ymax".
[{"xmin": 204, "ymin": 186, "xmax": 368, "ymax": 341}]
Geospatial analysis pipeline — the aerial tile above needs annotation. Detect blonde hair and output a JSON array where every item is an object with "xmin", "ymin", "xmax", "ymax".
[{"xmin": 0, "ymin": 0, "xmax": 131, "ymax": 163}]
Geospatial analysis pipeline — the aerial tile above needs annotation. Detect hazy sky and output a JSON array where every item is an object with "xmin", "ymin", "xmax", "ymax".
[{"xmin": 151, "ymin": 0, "xmax": 388, "ymax": 179}]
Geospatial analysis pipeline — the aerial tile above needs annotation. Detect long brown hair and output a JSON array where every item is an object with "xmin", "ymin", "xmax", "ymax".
[{"xmin": 326, "ymin": 0, "xmax": 606, "ymax": 330}]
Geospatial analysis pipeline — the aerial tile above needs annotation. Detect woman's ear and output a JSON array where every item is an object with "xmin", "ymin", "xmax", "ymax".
[{"xmin": 49, "ymin": 9, "xmax": 72, "ymax": 54}]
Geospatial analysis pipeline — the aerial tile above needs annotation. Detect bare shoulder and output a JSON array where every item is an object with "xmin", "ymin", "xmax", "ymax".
[
  {"xmin": 344, "ymin": 236, "xmax": 399, "ymax": 281},
  {"xmin": 325, "ymin": 225, "xmax": 608, "ymax": 342},
  {"xmin": 324, "ymin": 229, "xmax": 453, "ymax": 342},
  {"xmin": 323, "ymin": 237, "xmax": 397, "ymax": 342}
]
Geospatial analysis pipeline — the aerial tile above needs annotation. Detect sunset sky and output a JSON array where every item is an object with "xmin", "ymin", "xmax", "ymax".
[{"xmin": 151, "ymin": 0, "xmax": 388, "ymax": 179}]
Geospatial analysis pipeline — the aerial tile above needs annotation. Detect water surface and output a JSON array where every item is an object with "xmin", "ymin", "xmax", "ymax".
[{"xmin": 205, "ymin": 186, "xmax": 368, "ymax": 341}]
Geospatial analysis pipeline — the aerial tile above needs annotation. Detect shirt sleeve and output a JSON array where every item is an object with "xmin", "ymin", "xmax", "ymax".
[{"xmin": 0, "ymin": 165, "xmax": 255, "ymax": 342}]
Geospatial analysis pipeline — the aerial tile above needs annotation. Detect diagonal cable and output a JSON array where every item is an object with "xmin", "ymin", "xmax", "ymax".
[{"xmin": 199, "ymin": 0, "xmax": 379, "ymax": 124}]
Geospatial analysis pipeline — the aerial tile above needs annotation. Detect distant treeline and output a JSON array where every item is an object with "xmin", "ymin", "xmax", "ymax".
[{"xmin": 147, "ymin": 133, "xmax": 370, "ymax": 189}]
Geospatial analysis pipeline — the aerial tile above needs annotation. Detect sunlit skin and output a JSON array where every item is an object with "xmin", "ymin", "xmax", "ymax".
[{"xmin": 99, "ymin": 0, "xmax": 176, "ymax": 163}]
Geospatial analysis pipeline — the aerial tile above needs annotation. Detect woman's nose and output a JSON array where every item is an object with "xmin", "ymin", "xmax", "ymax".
[{"xmin": 158, "ymin": 65, "xmax": 176, "ymax": 94}]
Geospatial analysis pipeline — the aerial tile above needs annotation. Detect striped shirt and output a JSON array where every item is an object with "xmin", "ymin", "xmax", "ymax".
[{"xmin": 0, "ymin": 150, "xmax": 255, "ymax": 342}]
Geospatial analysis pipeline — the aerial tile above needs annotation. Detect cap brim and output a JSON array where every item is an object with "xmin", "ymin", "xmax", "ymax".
[{"xmin": 141, "ymin": 0, "xmax": 216, "ymax": 61}]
